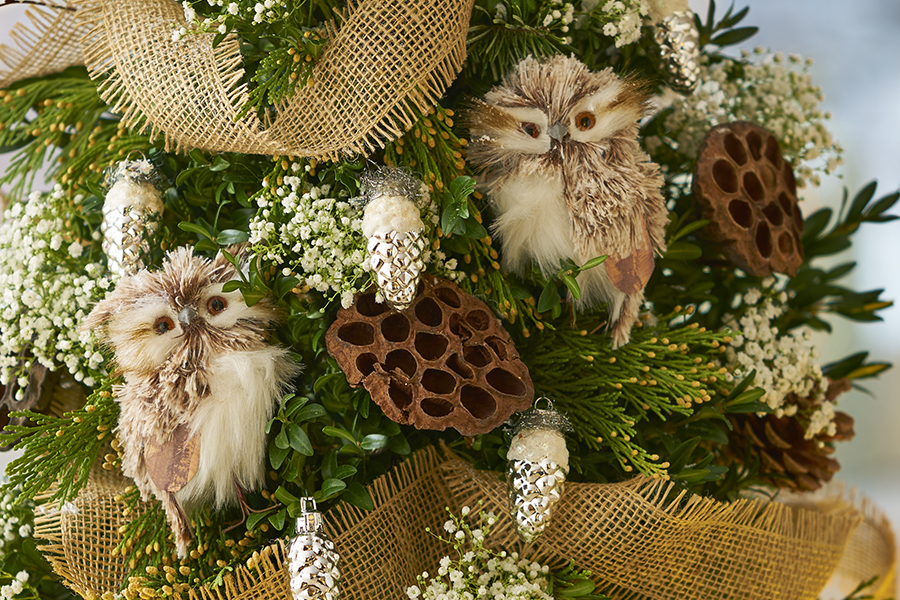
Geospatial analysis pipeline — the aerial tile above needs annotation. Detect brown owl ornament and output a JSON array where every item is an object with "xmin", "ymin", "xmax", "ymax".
[
  {"xmin": 466, "ymin": 56, "xmax": 668, "ymax": 347},
  {"xmin": 83, "ymin": 246, "xmax": 300, "ymax": 558}
]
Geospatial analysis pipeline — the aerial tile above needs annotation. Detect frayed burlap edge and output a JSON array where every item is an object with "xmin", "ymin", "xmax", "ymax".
[
  {"xmin": 77, "ymin": 0, "xmax": 474, "ymax": 160},
  {"xmin": 0, "ymin": 2, "xmax": 86, "ymax": 89},
  {"xmin": 34, "ymin": 447, "xmax": 897, "ymax": 600},
  {"xmin": 443, "ymin": 458, "xmax": 884, "ymax": 600}
]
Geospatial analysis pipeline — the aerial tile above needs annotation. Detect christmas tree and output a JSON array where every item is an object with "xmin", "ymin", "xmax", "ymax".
[{"xmin": 0, "ymin": 0, "xmax": 896, "ymax": 598}]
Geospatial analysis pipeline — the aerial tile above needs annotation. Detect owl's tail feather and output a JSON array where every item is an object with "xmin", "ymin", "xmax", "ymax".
[
  {"xmin": 162, "ymin": 491, "xmax": 194, "ymax": 560},
  {"xmin": 610, "ymin": 292, "xmax": 643, "ymax": 349}
]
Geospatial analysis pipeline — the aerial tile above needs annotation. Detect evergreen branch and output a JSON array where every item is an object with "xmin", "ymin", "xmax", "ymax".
[
  {"xmin": 0, "ymin": 378, "xmax": 118, "ymax": 502},
  {"xmin": 521, "ymin": 308, "xmax": 731, "ymax": 477}
]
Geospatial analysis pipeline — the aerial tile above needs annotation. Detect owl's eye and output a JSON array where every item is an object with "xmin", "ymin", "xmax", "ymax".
[
  {"xmin": 154, "ymin": 316, "xmax": 175, "ymax": 335},
  {"xmin": 207, "ymin": 296, "xmax": 228, "ymax": 315},
  {"xmin": 575, "ymin": 112, "xmax": 596, "ymax": 131},
  {"xmin": 520, "ymin": 122, "xmax": 541, "ymax": 139}
]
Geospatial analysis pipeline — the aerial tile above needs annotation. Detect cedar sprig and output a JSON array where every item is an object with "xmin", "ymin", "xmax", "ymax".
[
  {"xmin": 0, "ymin": 378, "xmax": 118, "ymax": 502},
  {"xmin": 521, "ymin": 308, "xmax": 732, "ymax": 477}
]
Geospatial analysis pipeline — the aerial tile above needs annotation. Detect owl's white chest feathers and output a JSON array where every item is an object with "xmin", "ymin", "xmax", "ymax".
[
  {"xmin": 490, "ymin": 170, "xmax": 574, "ymax": 276},
  {"xmin": 174, "ymin": 346, "xmax": 294, "ymax": 511}
]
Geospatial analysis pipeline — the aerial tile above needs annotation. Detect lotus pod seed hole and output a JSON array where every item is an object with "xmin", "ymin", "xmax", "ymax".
[
  {"xmin": 356, "ymin": 353, "xmax": 377, "ymax": 376},
  {"xmin": 762, "ymin": 203, "xmax": 784, "ymax": 226},
  {"xmin": 485, "ymin": 336, "xmax": 508, "ymax": 360},
  {"xmin": 764, "ymin": 136, "xmax": 781, "ymax": 167},
  {"xmin": 723, "ymin": 133, "xmax": 747, "ymax": 165},
  {"xmin": 463, "ymin": 346, "xmax": 491, "ymax": 367},
  {"xmin": 743, "ymin": 172, "xmax": 764, "ymax": 202},
  {"xmin": 381, "ymin": 313, "xmax": 411, "ymax": 342},
  {"xmin": 415, "ymin": 332, "xmax": 448, "ymax": 360},
  {"xmin": 337, "ymin": 322, "xmax": 375, "ymax": 346},
  {"xmin": 385, "ymin": 349, "xmax": 417, "ymax": 377},
  {"xmin": 460, "ymin": 385, "xmax": 497, "ymax": 419},
  {"xmin": 433, "ymin": 286, "xmax": 461, "ymax": 308},
  {"xmin": 465, "ymin": 309, "xmax": 491, "ymax": 331},
  {"xmin": 421, "ymin": 397, "xmax": 454, "ymax": 417},
  {"xmin": 712, "ymin": 160, "xmax": 738, "ymax": 193},
  {"xmin": 414, "ymin": 298, "xmax": 443, "ymax": 326},
  {"xmin": 746, "ymin": 131, "xmax": 762, "ymax": 160},
  {"xmin": 756, "ymin": 222, "xmax": 773, "ymax": 258},
  {"xmin": 778, "ymin": 232, "xmax": 794, "ymax": 255},
  {"xmin": 486, "ymin": 368, "xmax": 527, "ymax": 396},
  {"xmin": 446, "ymin": 354, "xmax": 474, "ymax": 379},
  {"xmin": 728, "ymin": 200, "xmax": 753, "ymax": 228},
  {"xmin": 388, "ymin": 379, "xmax": 413, "ymax": 409},
  {"xmin": 421, "ymin": 369, "xmax": 456, "ymax": 394}
]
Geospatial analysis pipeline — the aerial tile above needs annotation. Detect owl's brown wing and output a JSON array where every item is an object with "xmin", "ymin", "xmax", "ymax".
[
  {"xmin": 606, "ymin": 220, "xmax": 655, "ymax": 295},
  {"xmin": 144, "ymin": 424, "xmax": 201, "ymax": 493}
]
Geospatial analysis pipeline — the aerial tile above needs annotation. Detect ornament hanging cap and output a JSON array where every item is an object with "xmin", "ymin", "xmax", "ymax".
[
  {"xmin": 104, "ymin": 155, "xmax": 164, "ymax": 189},
  {"xmin": 358, "ymin": 167, "xmax": 425, "ymax": 205},
  {"xmin": 509, "ymin": 397, "xmax": 573, "ymax": 435},
  {"xmin": 296, "ymin": 497, "xmax": 326, "ymax": 535}
]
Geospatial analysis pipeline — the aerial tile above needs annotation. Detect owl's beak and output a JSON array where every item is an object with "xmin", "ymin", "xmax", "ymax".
[
  {"xmin": 548, "ymin": 122, "xmax": 568, "ymax": 141},
  {"xmin": 178, "ymin": 306, "xmax": 198, "ymax": 325}
]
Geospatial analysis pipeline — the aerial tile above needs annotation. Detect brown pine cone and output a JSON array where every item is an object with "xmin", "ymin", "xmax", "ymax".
[{"xmin": 723, "ymin": 378, "xmax": 854, "ymax": 492}]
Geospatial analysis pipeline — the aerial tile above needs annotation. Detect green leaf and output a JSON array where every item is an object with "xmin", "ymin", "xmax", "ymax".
[
  {"xmin": 222, "ymin": 280, "xmax": 244, "ymax": 293},
  {"xmin": 342, "ymin": 482, "xmax": 375, "ymax": 511},
  {"xmin": 276, "ymin": 275, "xmax": 301, "ymax": 299},
  {"xmin": 846, "ymin": 180, "xmax": 877, "ymax": 221},
  {"xmin": 246, "ymin": 510, "xmax": 272, "ymax": 531},
  {"xmin": 463, "ymin": 219, "xmax": 489, "ymax": 240},
  {"xmin": 209, "ymin": 156, "xmax": 231, "ymax": 172},
  {"xmin": 274, "ymin": 485, "xmax": 301, "ymax": 506},
  {"xmin": 845, "ymin": 363, "xmax": 891, "ymax": 380},
  {"xmin": 538, "ymin": 281, "xmax": 561, "ymax": 312},
  {"xmin": 188, "ymin": 148, "xmax": 209, "ymax": 165},
  {"xmin": 718, "ymin": 5, "xmax": 749, "ymax": 29},
  {"xmin": 319, "ymin": 478, "xmax": 347, "ymax": 499},
  {"xmin": 269, "ymin": 442, "xmax": 289, "ymax": 469},
  {"xmin": 217, "ymin": 229, "xmax": 250, "ymax": 245},
  {"xmin": 178, "ymin": 221, "xmax": 212, "ymax": 239},
  {"xmin": 448, "ymin": 175, "xmax": 477, "ymax": 200},
  {"xmin": 710, "ymin": 26, "xmax": 758, "ymax": 46},
  {"xmin": 670, "ymin": 219, "xmax": 710, "ymax": 242},
  {"xmin": 274, "ymin": 428, "xmax": 290, "ymax": 449},
  {"xmin": 579, "ymin": 255, "xmax": 607, "ymax": 271},
  {"xmin": 557, "ymin": 580, "xmax": 596, "ymax": 597},
  {"xmin": 268, "ymin": 508, "xmax": 286, "ymax": 531},
  {"xmin": 664, "ymin": 241, "xmax": 702, "ymax": 261},
  {"xmin": 332, "ymin": 464, "xmax": 357, "ymax": 480},
  {"xmin": 665, "ymin": 437, "xmax": 700, "ymax": 473},
  {"xmin": 292, "ymin": 404, "xmax": 327, "ymax": 422},
  {"xmin": 322, "ymin": 426, "xmax": 357, "ymax": 444},
  {"xmin": 360, "ymin": 433, "xmax": 389, "ymax": 451},
  {"xmin": 387, "ymin": 433, "xmax": 411, "ymax": 455},
  {"xmin": 286, "ymin": 424, "xmax": 314, "ymax": 456},
  {"xmin": 865, "ymin": 192, "xmax": 900, "ymax": 219}
]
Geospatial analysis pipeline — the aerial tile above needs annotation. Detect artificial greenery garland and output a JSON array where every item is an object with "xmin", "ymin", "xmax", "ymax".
[{"xmin": 0, "ymin": 0, "xmax": 895, "ymax": 597}]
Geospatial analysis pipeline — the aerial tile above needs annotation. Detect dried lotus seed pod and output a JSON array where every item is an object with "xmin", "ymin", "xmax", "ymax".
[
  {"xmin": 693, "ymin": 122, "xmax": 804, "ymax": 276},
  {"xmin": 326, "ymin": 275, "xmax": 534, "ymax": 435}
]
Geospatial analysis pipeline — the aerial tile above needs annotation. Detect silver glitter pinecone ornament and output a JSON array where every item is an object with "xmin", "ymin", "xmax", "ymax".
[
  {"xmin": 360, "ymin": 168, "xmax": 428, "ymax": 311},
  {"xmin": 654, "ymin": 10, "xmax": 701, "ymax": 94},
  {"xmin": 101, "ymin": 159, "xmax": 164, "ymax": 278},
  {"xmin": 287, "ymin": 498, "xmax": 340, "ymax": 600},
  {"xmin": 507, "ymin": 399, "xmax": 571, "ymax": 544}
]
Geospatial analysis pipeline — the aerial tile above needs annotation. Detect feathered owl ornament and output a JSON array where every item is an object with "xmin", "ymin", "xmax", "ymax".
[
  {"xmin": 83, "ymin": 246, "xmax": 300, "ymax": 558},
  {"xmin": 466, "ymin": 56, "xmax": 668, "ymax": 347}
]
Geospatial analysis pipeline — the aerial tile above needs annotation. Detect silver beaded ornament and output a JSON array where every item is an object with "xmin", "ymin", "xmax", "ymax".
[
  {"xmin": 359, "ymin": 168, "xmax": 428, "ymax": 311},
  {"xmin": 101, "ymin": 159, "xmax": 164, "ymax": 278},
  {"xmin": 654, "ymin": 10, "xmax": 701, "ymax": 94},
  {"xmin": 507, "ymin": 398, "xmax": 572, "ymax": 544},
  {"xmin": 287, "ymin": 498, "xmax": 341, "ymax": 600}
]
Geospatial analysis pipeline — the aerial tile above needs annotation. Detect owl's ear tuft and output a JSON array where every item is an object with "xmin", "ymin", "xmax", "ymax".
[{"xmin": 81, "ymin": 291, "xmax": 120, "ymax": 340}]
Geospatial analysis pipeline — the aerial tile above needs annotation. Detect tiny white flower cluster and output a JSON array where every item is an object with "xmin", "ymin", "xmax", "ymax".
[
  {"xmin": 172, "ymin": 0, "xmax": 287, "ymax": 41},
  {"xmin": 407, "ymin": 507, "xmax": 553, "ymax": 600},
  {"xmin": 0, "ymin": 489, "xmax": 32, "ymax": 553},
  {"xmin": 724, "ymin": 288, "xmax": 836, "ymax": 439},
  {"xmin": 0, "ymin": 188, "xmax": 111, "ymax": 388},
  {"xmin": 579, "ymin": 0, "xmax": 650, "ymax": 47},
  {"xmin": 249, "ymin": 165, "xmax": 462, "ymax": 308},
  {"xmin": 493, "ymin": 1, "xmax": 575, "ymax": 44},
  {"xmin": 0, "ymin": 572, "xmax": 29, "ymax": 600},
  {"xmin": 649, "ymin": 49, "xmax": 842, "ymax": 188}
]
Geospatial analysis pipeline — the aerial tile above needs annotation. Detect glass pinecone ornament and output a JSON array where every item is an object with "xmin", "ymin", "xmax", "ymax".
[
  {"xmin": 101, "ymin": 159, "xmax": 164, "ymax": 278},
  {"xmin": 359, "ymin": 168, "xmax": 427, "ymax": 311},
  {"xmin": 287, "ymin": 498, "xmax": 340, "ymax": 600},
  {"xmin": 725, "ymin": 379, "xmax": 855, "ymax": 491},
  {"xmin": 654, "ymin": 10, "xmax": 701, "ymax": 94},
  {"xmin": 507, "ymin": 399, "xmax": 571, "ymax": 544}
]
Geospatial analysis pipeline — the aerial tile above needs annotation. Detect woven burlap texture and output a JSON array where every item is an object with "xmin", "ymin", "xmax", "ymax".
[
  {"xmin": 0, "ymin": 2, "xmax": 86, "ymax": 89},
  {"xmin": 76, "ymin": 0, "xmax": 473, "ymax": 159},
  {"xmin": 34, "ymin": 446, "xmax": 897, "ymax": 600}
]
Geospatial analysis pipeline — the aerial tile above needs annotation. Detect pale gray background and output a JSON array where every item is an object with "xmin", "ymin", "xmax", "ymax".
[{"xmin": 1, "ymin": 0, "xmax": 899, "ymax": 529}]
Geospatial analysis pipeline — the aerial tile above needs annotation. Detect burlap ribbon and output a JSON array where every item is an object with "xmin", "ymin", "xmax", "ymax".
[
  {"xmin": 0, "ymin": 0, "xmax": 473, "ymax": 160},
  {"xmin": 34, "ymin": 446, "xmax": 897, "ymax": 600}
]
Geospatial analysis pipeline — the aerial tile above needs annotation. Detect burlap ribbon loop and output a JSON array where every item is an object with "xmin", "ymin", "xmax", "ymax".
[
  {"xmin": 75, "ymin": 0, "xmax": 473, "ymax": 159},
  {"xmin": 34, "ymin": 447, "xmax": 897, "ymax": 600}
]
